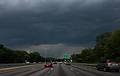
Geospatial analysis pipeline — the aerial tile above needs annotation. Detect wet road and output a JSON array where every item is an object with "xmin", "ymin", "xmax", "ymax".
[{"xmin": 0, "ymin": 63, "xmax": 120, "ymax": 76}]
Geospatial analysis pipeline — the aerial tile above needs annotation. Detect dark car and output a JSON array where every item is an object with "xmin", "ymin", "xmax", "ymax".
[
  {"xmin": 96, "ymin": 62, "xmax": 120, "ymax": 72},
  {"xmin": 44, "ymin": 63, "xmax": 53, "ymax": 68}
]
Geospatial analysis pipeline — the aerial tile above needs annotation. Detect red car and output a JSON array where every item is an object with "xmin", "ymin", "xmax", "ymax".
[{"xmin": 44, "ymin": 63, "xmax": 53, "ymax": 68}]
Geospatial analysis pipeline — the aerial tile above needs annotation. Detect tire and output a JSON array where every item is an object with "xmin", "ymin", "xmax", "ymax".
[
  {"xmin": 103, "ymin": 68, "xmax": 109, "ymax": 72},
  {"xmin": 97, "ymin": 68, "xmax": 100, "ymax": 71},
  {"xmin": 103, "ymin": 68, "xmax": 106, "ymax": 72}
]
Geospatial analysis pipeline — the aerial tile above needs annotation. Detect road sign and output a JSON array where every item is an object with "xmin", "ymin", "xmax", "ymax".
[{"xmin": 64, "ymin": 53, "xmax": 70, "ymax": 59}]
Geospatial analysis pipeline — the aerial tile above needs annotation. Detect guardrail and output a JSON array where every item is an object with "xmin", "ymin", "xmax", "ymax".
[
  {"xmin": 72, "ymin": 63, "xmax": 97, "ymax": 67},
  {"xmin": 0, "ymin": 63, "xmax": 42, "ymax": 69}
]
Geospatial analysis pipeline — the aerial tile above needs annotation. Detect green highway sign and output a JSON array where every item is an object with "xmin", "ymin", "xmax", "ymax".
[{"xmin": 64, "ymin": 53, "xmax": 70, "ymax": 59}]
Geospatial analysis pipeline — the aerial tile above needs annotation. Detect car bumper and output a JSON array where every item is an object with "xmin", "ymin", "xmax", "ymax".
[{"xmin": 107, "ymin": 67, "xmax": 120, "ymax": 70}]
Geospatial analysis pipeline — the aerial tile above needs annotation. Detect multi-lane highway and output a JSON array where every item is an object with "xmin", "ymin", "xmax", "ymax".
[{"xmin": 0, "ymin": 63, "xmax": 120, "ymax": 76}]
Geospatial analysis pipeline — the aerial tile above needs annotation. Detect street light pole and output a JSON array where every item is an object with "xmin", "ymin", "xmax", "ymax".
[{"xmin": 44, "ymin": 48, "xmax": 47, "ymax": 64}]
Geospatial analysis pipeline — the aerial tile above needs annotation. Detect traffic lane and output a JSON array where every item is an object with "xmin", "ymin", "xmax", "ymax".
[
  {"xmin": 0, "ymin": 64, "xmax": 44, "ymax": 76},
  {"xmin": 72, "ymin": 63, "xmax": 97, "ymax": 69},
  {"xmin": 51, "ymin": 63, "xmax": 104, "ymax": 76},
  {"xmin": 1, "ymin": 63, "xmax": 120, "ymax": 76},
  {"xmin": 63, "ymin": 64, "xmax": 97, "ymax": 76},
  {"xmin": 71, "ymin": 64, "xmax": 120, "ymax": 76},
  {"xmin": 50, "ymin": 63, "xmax": 92, "ymax": 76},
  {"xmin": 51, "ymin": 63, "xmax": 103, "ymax": 76},
  {"xmin": 0, "ymin": 63, "xmax": 58, "ymax": 76},
  {"xmin": 28, "ymin": 64, "xmax": 57, "ymax": 76},
  {"xmin": 50, "ymin": 63, "xmax": 67, "ymax": 76}
]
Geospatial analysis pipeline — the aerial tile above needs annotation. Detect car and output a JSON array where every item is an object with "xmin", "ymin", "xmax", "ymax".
[
  {"xmin": 53, "ymin": 62, "xmax": 57, "ymax": 64},
  {"xmin": 33, "ymin": 62, "xmax": 37, "ymax": 64},
  {"xmin": 65, "ymin": 63, "xmax": 71, "ymax": 65},
  {"xmin": 57, "ymin": 62, "xmax": 63, "ymax": 64},
  {"xmin": 96, "ymin": 62, "xmax": 120, "ymax": 72},
  {"xmin": 44, "ymin": 63, "xmax": 53, "ymax": 68},
  {"xmin": 64, "ymin": 62, "xmax": 71, "ymax": 65},
  {"xmin": 25, "ymin": 61, "xmax": 30, "ymax": 64}
]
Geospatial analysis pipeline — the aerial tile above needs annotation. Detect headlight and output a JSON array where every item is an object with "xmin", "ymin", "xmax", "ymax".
[
  {"xmin": 107, "ymin": 63, "xmax": 112, "ymax": 67},
  {"xmin": 115, "ymin": 64, "xmax": 118, "ymax": 66}
]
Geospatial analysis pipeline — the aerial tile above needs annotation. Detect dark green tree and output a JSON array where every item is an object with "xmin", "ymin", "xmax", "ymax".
[{"xmin": 29, "ymin": 52, "xmax": 42, "ymax": 63}]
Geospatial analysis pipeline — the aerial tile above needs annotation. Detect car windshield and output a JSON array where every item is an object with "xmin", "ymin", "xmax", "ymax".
[{"xmin": 0, "ymin": 0, "xmax": 120, "ymax": 76}]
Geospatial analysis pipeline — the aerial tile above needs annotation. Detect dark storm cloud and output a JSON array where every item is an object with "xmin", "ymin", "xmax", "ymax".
[
  {"xmin": 0, "ymin": 0, "xmax": 118, "ymax": 45},
  {"xmin": 0, "ymin": 0, "xmax": 120, "ymax": 57}
]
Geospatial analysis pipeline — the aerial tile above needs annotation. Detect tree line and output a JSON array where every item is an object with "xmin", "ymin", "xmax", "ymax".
[
  {"xmin": 0, "ymin": 44, "xmax": 44, "ymax": 63},
  {"xmin": 71, "ymin": 28, "xmax": 120, "ymax": 63}
]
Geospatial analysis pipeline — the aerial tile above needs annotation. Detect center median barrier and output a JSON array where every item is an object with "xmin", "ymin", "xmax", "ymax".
[
  {"xmin": 0, "ymin": 63, "xmax": 31, "ymax": 69},
  {"xmin": 0, "ymin": 62, "xmax": 44, "ymax": 69},
  {"xmin": 0, "ymin": 63, "xmax": 44, "ymax": 72}
]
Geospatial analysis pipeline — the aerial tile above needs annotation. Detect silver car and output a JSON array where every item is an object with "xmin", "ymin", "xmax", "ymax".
[{"xmin": 96, "ymin": 62, "xmax": 120, "ymax": 72}]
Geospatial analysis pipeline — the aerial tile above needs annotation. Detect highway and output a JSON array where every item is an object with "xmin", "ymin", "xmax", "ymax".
[{"xmin": 0, "ymin": 63, "xmax": 120, "ymax": 76}]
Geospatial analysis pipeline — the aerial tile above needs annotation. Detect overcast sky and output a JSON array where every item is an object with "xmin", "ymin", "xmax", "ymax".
[{"xmin": 0, "ymin": 0, "xmax": 120, "ymax": 57}]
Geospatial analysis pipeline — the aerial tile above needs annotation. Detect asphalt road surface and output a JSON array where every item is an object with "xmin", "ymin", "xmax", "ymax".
[{"xmin": 0, "ymin": 63, "xmax": 120, "ymax": 76}]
